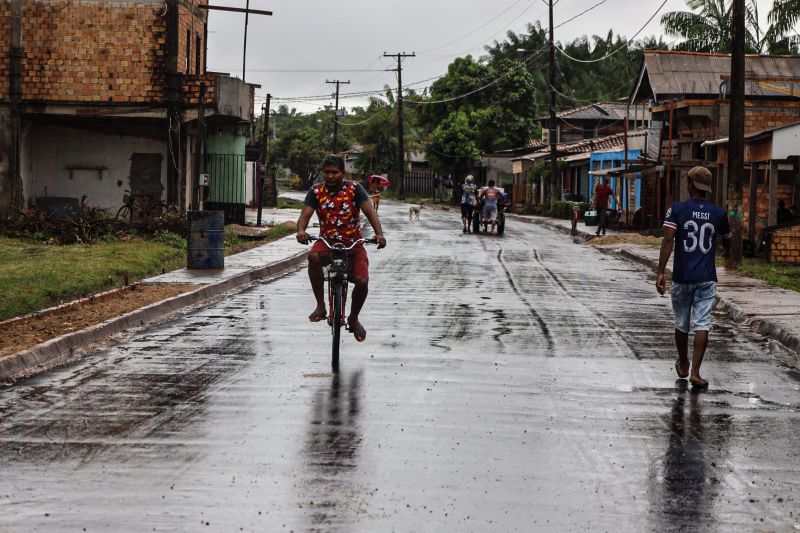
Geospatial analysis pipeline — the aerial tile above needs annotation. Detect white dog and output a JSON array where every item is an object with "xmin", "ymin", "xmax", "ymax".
[{"xmin": 409, "ymin": 204, "xmax": 424, "ymax": 220}]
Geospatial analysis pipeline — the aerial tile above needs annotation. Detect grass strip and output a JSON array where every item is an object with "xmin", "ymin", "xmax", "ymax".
[
  {"xmin": 737, "ymin": 260, "xmax": 800, "ymax": 293},
  {"xmin": 0, "ymin": 236, "xmax": 185, "ymax": 321}
]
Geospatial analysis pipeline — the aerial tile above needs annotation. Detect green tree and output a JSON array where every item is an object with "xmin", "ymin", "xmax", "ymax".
[
  {"xmin": 267, "ymin": 107, "xmax": 332, "ymax": 189},
  {"xmin": 769, "ymin": 0, "xmax": 800, "ymax": 53},
  {"xmin": 416, "ymin": 54, "xmax": 537, "ymax": 201},
  {"xmin": 662, "ymin": 0, "xmax": 797, "ymax": 54}
]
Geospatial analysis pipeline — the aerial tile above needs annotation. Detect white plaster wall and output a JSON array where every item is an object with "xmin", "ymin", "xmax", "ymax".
[
  {"xmin": 245, "ymin": 162, "xmax": 255, "ymax": 206},
  {"xmin": 773, "ymin": 125, "xmax": 800, "ymax": 160},
  {"xmin": 22, "ymin": 123, "xmax": 167, "ymax": 211}
]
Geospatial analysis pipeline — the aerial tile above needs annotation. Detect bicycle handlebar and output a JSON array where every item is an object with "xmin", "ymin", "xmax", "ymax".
[{"xmin": 304, "ymin": 236, "xmax": 378, "ymax": 249}]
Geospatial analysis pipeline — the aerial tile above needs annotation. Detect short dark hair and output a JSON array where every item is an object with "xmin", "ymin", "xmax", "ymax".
[
  {"xmin": 488, "ymin": 179, "xmax": 495, "ymax": 187},
  {"xmin": 321, "ymin": 154, "xmax": 345, "ymax": 171},
  {"xmin": 779, "ymin": 199, "xmax": 786, "ymax": 208}
]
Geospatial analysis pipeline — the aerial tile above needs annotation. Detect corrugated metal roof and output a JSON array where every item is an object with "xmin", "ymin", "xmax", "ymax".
[
  {"xmin": 557, "ymin": 102, "xmax": 650, "ymax": 121},
  {"xmin": 639, "ymin": 51, "xmax": 800, "ymax": 100},
  {"xmin": 512, "ymin": 132, "xmax": 627, "ymax": 162}
]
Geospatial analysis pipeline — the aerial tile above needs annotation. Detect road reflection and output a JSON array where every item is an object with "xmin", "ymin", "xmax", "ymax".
[
  {"xmin": 649, "ymin": 383, "xmax": 732, "ymax": 531},
  {"xmin": 303, "ymin": 371, "xmax": 364, "ymax": 530}
]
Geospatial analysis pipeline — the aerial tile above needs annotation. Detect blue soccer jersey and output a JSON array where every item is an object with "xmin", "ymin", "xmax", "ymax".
[{"xmin": 663, "ymin": 198, "xmax": 732, "ymax": 283}]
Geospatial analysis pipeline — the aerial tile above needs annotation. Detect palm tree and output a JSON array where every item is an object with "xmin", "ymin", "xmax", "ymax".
[
  {"xmin": 769, "ymin": 0, "xmax": 800, "ymax": 52},
  {"xmin": 661, "ymin": 0, "xmax": 776, "ymax": 53}
]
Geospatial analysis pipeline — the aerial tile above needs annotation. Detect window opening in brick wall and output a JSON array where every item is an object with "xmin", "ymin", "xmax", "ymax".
[
  {"xmin": 196, "ymin": 34, "xmax": 202, "ymax": 75},
  {"xmin": 186, "ymin": 30, "xmax": 191, "ymax": 74}
]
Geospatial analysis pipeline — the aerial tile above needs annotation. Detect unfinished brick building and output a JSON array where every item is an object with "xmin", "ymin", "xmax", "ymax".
[
  {"xmin": 630, "ymin": 50, "xmax": 800, "ymax": 228},
  {"xmin": 0, "ymin": 0, "xmax": 257, "ymax": 222}
]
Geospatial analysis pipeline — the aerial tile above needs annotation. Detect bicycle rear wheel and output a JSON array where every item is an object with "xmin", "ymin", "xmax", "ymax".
[
  {"xmin": 115, "ymin": 205, "xmax": 131, "ymax": 221},
  {"xmin": 331, "ymin": 283, "xmax": 343, "ymax": 373}
]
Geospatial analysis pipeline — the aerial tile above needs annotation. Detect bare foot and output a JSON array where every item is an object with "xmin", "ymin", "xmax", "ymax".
[
  {"xmin": 675, "ymin": 359, "xmax": 689, "ymax": 379},
  {"xmin": 308, "ymin": 307, "xmax": 327, "ymax": 322},
  {"xmin": 689, "ymin": 374, "xmax": 708, "ymax": 390}
]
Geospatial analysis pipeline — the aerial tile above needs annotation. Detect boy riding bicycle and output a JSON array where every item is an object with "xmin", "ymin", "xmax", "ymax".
[{"xmin": 296, "ymin": 155, "xmax": 387, "ymax": 342}]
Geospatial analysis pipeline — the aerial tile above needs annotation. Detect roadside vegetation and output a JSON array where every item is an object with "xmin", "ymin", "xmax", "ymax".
[
  {"xmin": 0, "ymin": 224, "xmax": 296, "ymax": 322},
  {"xmin": 0, "ymin": 236, "xmax": 185, "ymax": 321},
  {"xmin": 738, "ymin": 260, "xmax": 800, "ymax": 293}
]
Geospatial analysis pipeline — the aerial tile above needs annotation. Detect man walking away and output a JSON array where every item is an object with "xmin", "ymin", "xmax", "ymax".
[
  {"xmin": 479, "ymin": 180, "xmax": 501, "ymax": 234},
  {"xmin": 656, "ymin": 166, "xmax": 732, "ymax": 390},
  {"xmin": 591, "ymin": 177, "xmax": 620, "ymax": 236},
  {"xmin": 460, "ymin": 175, "xmax": 477, "ymax": 233}
]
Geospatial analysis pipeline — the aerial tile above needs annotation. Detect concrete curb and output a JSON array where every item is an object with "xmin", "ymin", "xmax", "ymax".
[{"xmin": 0, "ymin": 249, "xmax": 309, "ymax": 383}]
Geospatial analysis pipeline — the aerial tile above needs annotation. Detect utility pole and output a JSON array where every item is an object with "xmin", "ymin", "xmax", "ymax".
[
  {"xmin": 194, "ymin": 82, "xmax": 207, "ymax": 211},
  {"xmin": 726, "ymin": 0, "xmax": 745, "ymax": 267},
  {"xmin": 199, "ymin": 3, "xmax": 272, "ymax": 82},
  {"xmin": 548, "ymin": 0, "xmax": 559, "ymax": 207},
  {"xmin": 257, "ymin": 93, "xmax": 272, "ymax": 224},
  {"xmin": 326, "ymin": 79, "xmax": 350, "ymax": 154},
  {"xmin": 384, "ymin": 52, "xmax": 415, "ymax": 200}
]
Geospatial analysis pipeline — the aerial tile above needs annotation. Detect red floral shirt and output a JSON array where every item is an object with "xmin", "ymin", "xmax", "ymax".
[{"xmin": 304, "ymin": 181, "xmax": 369, "ymax": 245}]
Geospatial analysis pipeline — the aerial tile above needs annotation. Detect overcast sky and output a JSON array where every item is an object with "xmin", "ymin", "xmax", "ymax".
[{"xmin": 205, "ymin": 0, "xmax": 777, "ymax": 114}]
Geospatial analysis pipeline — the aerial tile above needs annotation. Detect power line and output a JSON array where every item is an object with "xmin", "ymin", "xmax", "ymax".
[
  {"xmin": 553, "ymin": 0, "xmax": 611, "ymax": 30},
  {"xmin": 555, "ymin": 0, "xmax": 668, "ymax": 63},
  {"xmin": 229, "ymin": 68, "xmax": 387, "ymax": 73},
  {"xmin": 418, "ymin": 0, "xmax": 527, "ymax": 54},
  {"xmin": 407, "ymin": 48, "xmax": 547, "ymax": 106}
]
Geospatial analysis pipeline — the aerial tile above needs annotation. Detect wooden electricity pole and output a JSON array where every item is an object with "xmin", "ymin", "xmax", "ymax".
[
  {"xmin": 726, "ymin": 0, "xmax": 745, "ymax": 267},
  {"xmin": 199, "ymin": 3, "xmax": 272, "ymax": 82},
  {"xmin": 384, "ymin": 52, "xmax": 415, "ymax": 200},
  {"xmin": 548, "ymin": 0, "xmax": 559, "ymax": 207},
  {"xmin": 326, "ymin": 79, "xmax": 350, "ymax": 154}
]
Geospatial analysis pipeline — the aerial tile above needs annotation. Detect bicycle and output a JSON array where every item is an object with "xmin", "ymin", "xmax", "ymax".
[
  {"xmin": 304, "ymin": 236, "xmax": 379, "ymax": 372},
  {"xmin": 116, "ymin": 190, "xmax": 167, "ymax": 221}
]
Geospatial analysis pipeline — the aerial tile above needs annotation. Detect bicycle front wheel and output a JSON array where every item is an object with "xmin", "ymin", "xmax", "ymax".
[{"xmin": 331, "ymin": 283, "xmax": 343, "ymax": 373}]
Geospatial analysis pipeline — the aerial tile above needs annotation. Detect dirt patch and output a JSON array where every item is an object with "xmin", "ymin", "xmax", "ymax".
[
  {"xmin": 588, "ymin": 233, "xmax": 662, "ymax": 247},
  {"xmin": 0, "ymin": 284, "xmax": 199, "ymax": 358}
]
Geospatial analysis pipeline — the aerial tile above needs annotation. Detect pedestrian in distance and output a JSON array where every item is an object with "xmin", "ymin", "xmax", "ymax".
[
  {"xmin": 460, "ymin": 174, "xmax": 477, "ymax": 233},
  {"xmin": 369, "ymin": 180, "xmax": 382, "ymax": 212},
  {"xmin": 656, "ymin": 166, "xmax": 732, "ymax": 390},
  {"xmin": 590, "ymin": 177, "xmax": 620, "ymax": 236},
  {"xmin": 296, "ymin": 154, "xmax": 387, "ymax": 342},
  {"xmin": 478, "ymin": 179, "xmax": 501, "ymax": 234}
]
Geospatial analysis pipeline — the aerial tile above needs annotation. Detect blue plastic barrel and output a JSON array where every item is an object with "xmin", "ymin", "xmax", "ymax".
[{"xmin": 187, "ymin": 211, "xmax": 225, "ymax": 270}]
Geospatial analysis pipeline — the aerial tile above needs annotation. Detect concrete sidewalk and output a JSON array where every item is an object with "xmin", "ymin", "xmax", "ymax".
[{"xmin": 509, "ymin": 213, "xmax": 800, "ymax": 356}]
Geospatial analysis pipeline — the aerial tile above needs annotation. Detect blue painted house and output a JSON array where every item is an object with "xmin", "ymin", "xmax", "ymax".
[{"xmin": 588, "ymin": 148, "xmax": 643, "ymax": 214}]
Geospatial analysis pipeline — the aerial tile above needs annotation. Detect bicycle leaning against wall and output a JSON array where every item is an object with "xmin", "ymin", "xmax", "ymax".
[{"xmin": 115, "ymin": 190, "xmax": 167, "ymax": 221}]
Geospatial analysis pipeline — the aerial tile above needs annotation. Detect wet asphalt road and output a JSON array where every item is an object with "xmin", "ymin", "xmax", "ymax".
[{"xmin": 1, "ymin": 202, "xmax": 799, "ymax": 532}]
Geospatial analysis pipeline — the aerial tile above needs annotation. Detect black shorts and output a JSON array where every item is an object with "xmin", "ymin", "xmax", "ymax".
[{"xmin": 461, "ymin": 204, "xmax": 475, "ymax": 219}]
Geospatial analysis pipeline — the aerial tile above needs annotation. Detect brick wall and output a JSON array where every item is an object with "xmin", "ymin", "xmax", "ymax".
[
  {"xmin": 177, "ymin": 1, "xmax": 206, "ymax": 76},
  {"xmin": 743, "ymin": 184, "xmax": 794, "ymax": 236},
  {"xmin": 0, "ymin": 0, "xmax": 207, "ymax": 105},
  {"xmin": 0, "ymin": 2, "xmax": 10, "ymax": 99},
  {"xmin": 770, "ymin": 225, "xmax": 800, "ymax": 263},
  {"xmin": 183, "ymin": 73, "xmax": 216, "ymax": 106},
  {"xmin": 745, "ymin": 105, "xmax": 800, "ymax": 134}
]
